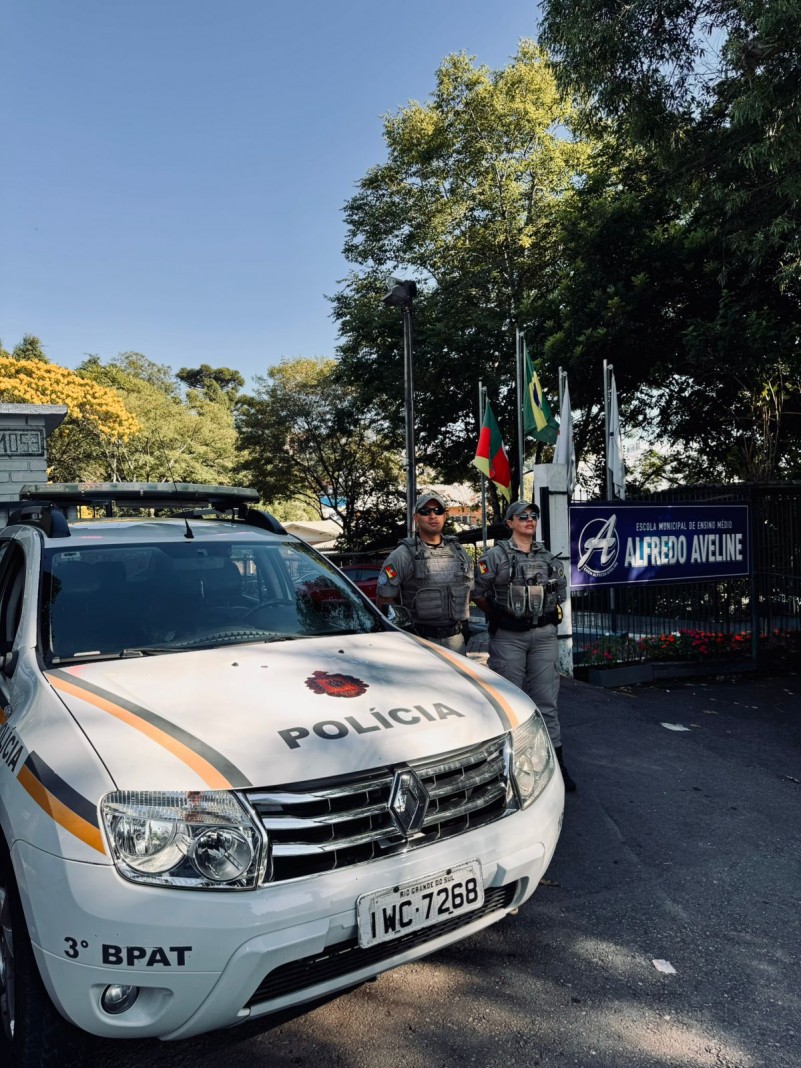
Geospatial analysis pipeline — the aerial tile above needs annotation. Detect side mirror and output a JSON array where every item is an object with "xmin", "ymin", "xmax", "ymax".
[
  {"xmin": 1, "ymin": 648, "xmax": 18, "ymax": 678},
  {"xmin": 383, "ymin": 604, "xmax": 416, "ymax": 632}
]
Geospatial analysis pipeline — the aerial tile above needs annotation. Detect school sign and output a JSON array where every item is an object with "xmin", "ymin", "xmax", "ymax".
[{"xmin": 570, "ymin": 503, "xmax": 750, "ymax": 588}]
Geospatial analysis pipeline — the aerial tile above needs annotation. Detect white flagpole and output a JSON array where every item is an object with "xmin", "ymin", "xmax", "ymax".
[
  {"xmin": 603, "ymin": 360, "xmax": 612, "ymax": 499},
  {"xmin": 555, "ymin": 370, "xmax": 576, "ymax": 498},
  {"xmin": 603, "ymin": 363, "xmax": 619, "ymax": 633},
  {"xmin": 515, "ymin": 329, "xmax": 525, "ymax": 501},
  {"xmin": 608, "ymin": 369, "xmax": 626, "ymax": 500}
]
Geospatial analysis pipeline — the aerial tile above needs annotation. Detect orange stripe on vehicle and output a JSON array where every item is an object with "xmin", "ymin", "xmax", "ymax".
[
  {"xmin": 410, "ymin": 635, "xmax": 520, "ymax": 730},
  {"xmin": 48, "ymin": 674, "xmax": 233, "ymax": 789},
  {"xmin": 17, "ymin": 765, "xmax": 106, "ymax": 854}
]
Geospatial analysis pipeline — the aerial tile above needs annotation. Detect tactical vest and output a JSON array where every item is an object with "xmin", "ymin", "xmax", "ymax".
[
  {"xmin": 398, "ymin": 535, "xmax": 472, "ymax": 626},
  {"xmin": 490, "ymin": 540, "xmax": 566, "ymax": 624}
]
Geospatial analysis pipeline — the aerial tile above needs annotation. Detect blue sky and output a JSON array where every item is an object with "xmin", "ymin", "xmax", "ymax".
[{"xmin": 2, "ymin": 1, "xmax": 542, "ymax": 387}]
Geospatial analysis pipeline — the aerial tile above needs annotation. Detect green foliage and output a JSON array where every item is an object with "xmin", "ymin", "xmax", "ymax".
[
  {"xmin": 334, "ymin": 43, "xmax": 591, "ymax": 504},
  {"xmin": 267, "ymin": 497, "xmax": 320, "ymax": 524},
  {"xmin": 77, "ymin": 353, "xmax": 239, "ymax": 485},
  {"xmin": 540, "ymin": 0, "xmax": 801, "ymax": 483},
  {"xmin": 10, "ymin": 334, "xmax": 49, "ymax": 362},
  {"xmin": 235, "ymin": 357, "xmax": 405, "ymax": 548},
  {"xmin": 176, "ymin": 363, "xmax": 245, "ymax": 400}
]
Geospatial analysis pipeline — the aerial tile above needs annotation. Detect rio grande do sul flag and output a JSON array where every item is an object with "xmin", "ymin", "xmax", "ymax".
[{"xmin": 472, "ymin": 399, "xmax": 512, "ymax": 502}]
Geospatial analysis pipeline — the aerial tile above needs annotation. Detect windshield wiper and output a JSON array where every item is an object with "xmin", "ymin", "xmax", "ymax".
[{"xmin": 119, "ymin": 646, "xmax": 182, "ymax": 657}]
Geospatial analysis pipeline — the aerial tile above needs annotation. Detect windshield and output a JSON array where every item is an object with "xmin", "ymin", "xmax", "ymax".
[{"xmin": 42, "ymin": 538, "xmax": 384, "ymax": 662}]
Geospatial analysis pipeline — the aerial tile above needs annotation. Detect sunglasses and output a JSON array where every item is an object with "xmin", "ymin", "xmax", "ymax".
[
  {"xmin": 417, "ymin": 506, "xmax": 445, "ymax": 516},
  {"xmin": 513, "ymin": 512, "xmax": 539, "ymax": 522}
]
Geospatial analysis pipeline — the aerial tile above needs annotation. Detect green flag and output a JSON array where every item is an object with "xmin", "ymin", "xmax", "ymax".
[{"xmin": 523, "ymin": 343, "xmax": 559, "ymax": 445}]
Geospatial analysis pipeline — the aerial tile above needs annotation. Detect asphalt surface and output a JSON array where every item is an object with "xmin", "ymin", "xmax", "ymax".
[{"xmin": 104, "ymin": 668, "xmax": 800, "ymax": 1068}]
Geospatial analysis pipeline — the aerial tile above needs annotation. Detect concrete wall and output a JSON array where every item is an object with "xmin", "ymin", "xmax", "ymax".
[{"xmin": 0, "ymin": 404, "xmax": 68, "ymax": 526}]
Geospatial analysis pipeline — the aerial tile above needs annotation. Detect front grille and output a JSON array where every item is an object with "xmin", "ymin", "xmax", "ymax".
[
  {"xmin": 246, "ymin": 883, "xmax": 515, "ymax": 1007},
  {"xmin": 245, "ymin": 735, "xmax": 512, "ymax": 882}
]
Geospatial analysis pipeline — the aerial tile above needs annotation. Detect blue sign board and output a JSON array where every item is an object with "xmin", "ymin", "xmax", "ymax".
[{"xmin": 570, "ymin": 503, "xmax": 750, "ymax": 588}]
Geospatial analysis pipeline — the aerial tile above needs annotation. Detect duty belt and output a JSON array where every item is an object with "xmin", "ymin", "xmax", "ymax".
[
  {"xmin": 495, "ymin": 610, "xmax": 559, "ymax": 632},
  {"xmin": 415, "ymin": 622, "xmax": 463, "ymax": 639}
]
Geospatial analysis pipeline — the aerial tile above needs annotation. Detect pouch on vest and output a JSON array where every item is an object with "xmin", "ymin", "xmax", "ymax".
[
  {"xmin": 527, "ymin": 585, "xmax": 545, "ymax": 617},
  {"xmin": 415, "ymin": 586, "xmax": 446, "ymax": 620},
  {"xmin": 507, "ymin": 584, "xmax": 528, "ymax": 618},
  {"xmin": 517, "ymin": 562, "xmax": 543, "ymax": 585},
  {"xmin": 450, "ymin": 586, "xmax": 470, "ymax": 620}
]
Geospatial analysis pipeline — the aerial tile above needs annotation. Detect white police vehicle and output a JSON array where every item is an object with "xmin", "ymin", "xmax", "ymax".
[{"xmin": 0, "ymin": 483, "xmax": 564, "ymax": 1065}]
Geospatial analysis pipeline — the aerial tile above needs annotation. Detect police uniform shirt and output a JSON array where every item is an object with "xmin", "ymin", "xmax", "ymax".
[
  {"xmin": 476, "ymin": 539, "xmax": 565, "ymax": 623},
  {"xmin": 378, "ymin": 536, "xmax": 473, "ymax": 625}
]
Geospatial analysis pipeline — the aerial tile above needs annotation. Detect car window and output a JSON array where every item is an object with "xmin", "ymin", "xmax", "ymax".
[
  {"xmin": 0, "ymin": 542, "xmax": 26, "ymax": 652},
  {"xmin": 42, "ymin": 539, "xmax": 384, "ymax": 662}
]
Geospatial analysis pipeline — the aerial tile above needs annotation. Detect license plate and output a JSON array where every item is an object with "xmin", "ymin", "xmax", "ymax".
[{"xmin": 356, "ymin": 860, "xmax": 484, "ymax": 948}]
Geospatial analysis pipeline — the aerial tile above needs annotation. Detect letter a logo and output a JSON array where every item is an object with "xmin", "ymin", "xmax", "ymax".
[{"xmin": 577, "ymin": 515, "xmax": 620, "ymax": 578}]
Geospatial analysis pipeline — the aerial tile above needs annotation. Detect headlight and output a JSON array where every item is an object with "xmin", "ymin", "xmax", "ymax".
[
  {"xmin": 100, "ymin": 791, "xmax": 267, "ymax": 889},
  {"xmin": 508, "ymin": 712, "xmax": 554, "ymax": 808}
]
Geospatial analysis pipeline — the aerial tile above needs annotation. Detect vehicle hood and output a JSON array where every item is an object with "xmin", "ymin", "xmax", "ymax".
[{"xmin": 45, "ymin": 632, "xmax": 534, "ymax": 790}]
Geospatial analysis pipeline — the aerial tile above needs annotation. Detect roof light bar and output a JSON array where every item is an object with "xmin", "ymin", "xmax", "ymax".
[{"xmin": 19, "ymin": 483, "xmax": 260, "ymax": 511}]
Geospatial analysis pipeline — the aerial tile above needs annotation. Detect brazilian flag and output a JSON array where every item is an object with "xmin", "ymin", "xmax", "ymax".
[{"xmin": 523, "ymin": 343, "xmax": 559, "ymax": 445}]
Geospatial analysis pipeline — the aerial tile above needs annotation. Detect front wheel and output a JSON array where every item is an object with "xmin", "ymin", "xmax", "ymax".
[{"xmin": 0, "ymin": 854, "xmax": 89, "ymax": 1067}]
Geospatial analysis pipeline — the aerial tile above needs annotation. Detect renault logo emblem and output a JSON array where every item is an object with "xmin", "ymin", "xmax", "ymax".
[{"xmin": 389, "ymin": 769, "xmax": 429, "ymax": 837}]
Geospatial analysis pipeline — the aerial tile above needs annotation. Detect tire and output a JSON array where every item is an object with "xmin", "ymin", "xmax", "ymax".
[{"xmin": 0, "ymin": 852, "xmax": 89, "ymax": 1068}]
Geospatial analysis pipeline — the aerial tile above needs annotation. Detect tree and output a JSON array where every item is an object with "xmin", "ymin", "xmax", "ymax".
[
  {"xmin": 11, "ymin": 334, "xmax": 49, "ymax": 362},
  {"xmin": 176, "ymin": 364, "xmax": 245, "ymax": 401},
  {"xmin": 538, "ymin": 0, "xmax": 801, "ymax": 482},
  {"xmin": 236, "ymin": 357, "xmax": 405, "ymax": 548},
  {"xmin": 0, "ymin": 357, "xmax": 139, "ymax": 479},
  {"xmin": 78, "ymin": 354, "xmax": 240, "ymax": 484},
  {"xmin": 333, "ymin": 43, "xmax": 591, "ymax": 505}
]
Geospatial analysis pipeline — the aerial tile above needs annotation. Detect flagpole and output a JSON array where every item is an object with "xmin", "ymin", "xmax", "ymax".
[
  {"xmin": 603, "ymin": 360, "xmax": 613, "ymax": 499},
  {"xmin": 515, "ymin": 328, "xmax": 525, "ymax": 501},
  {"xmin": 603, "ymin": 360, "xmax": 617, "ymax": 632},
  {"xmin": 478, "ymin": 381, "xmax": 487, "ymax": 551}
]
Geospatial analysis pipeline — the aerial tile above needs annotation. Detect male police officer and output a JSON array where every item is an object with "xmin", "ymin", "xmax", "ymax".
[
  {"xmin": 473, "ymin": 499, "xmax": 576, "ymax": 791},
  {"xmin": 377, "ymin": 491, "xmax": 473, "ymax": 653}
]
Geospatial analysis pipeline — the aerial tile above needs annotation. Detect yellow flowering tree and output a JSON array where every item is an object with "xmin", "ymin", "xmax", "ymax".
[{"xmin": 0, "ymin": 357, "xmax": 140, "ymax": 480}]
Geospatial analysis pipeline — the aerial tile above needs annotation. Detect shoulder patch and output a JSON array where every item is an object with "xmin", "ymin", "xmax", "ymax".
[
  {"xmin": 478, "ymin": 559, "xmax": 489, "ymax": 575},
  {"xmin": 383, "ymin": 565, "xmax": 398, "ymax": 581}
]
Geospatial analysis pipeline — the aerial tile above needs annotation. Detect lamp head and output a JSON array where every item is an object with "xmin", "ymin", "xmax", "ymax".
[{"xmin": 382, "ymin": 279, "xmax": 417, "ymax": 307}]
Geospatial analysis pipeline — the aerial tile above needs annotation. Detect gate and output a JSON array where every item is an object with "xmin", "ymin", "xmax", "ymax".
[{"xmin": 566, "ymin": 483, "xmax": 801, "ymax": 677}]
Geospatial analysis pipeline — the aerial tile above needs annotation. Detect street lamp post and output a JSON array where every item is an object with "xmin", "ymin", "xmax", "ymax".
[{"xmin": 383, "ymin": 279, "xmax": 418, "ymax": 536}]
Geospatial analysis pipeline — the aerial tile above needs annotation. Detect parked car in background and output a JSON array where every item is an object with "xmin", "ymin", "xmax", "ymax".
[{"xmin": 340, "ymin": 562, "xmax": 382, "ymax": 602}]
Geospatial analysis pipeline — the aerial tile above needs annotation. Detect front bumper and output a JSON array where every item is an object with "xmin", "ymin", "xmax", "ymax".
[{"xmin": 16, "ymin": 769, "xmax": 563, "ymax": 1041}]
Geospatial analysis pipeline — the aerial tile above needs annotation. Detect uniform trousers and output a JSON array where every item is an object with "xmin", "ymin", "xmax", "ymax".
[
  {"xmin": 488, "ymin": 623, "xmax": 561, "ymax": 746},
  {"xmin": 424, "ymin": 632, "xmax": 466, "ymax": 654}
]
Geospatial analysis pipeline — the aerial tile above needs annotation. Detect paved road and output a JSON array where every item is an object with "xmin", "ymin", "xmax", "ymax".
[{"xmin": 105, "ymin": 671, "xmax": 800, "ymax": 1068}]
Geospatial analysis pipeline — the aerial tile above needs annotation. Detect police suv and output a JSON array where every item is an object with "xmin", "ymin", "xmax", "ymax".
[{"xmin": 0, "ymin": 483, "xmax": 564, "ymax": 1065}]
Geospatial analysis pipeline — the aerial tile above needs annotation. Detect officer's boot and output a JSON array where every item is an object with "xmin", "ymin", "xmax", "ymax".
[{"xmin": 555, "ymin": 746, "xmax": 576, "ymax": 792}]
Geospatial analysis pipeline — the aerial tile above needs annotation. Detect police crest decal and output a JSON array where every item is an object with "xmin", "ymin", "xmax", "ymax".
[{"xmin": 304, "ymin": 670, "xmax": 369, "ymax": 698}]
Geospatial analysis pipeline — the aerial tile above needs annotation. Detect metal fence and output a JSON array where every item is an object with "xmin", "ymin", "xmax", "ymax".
[{"xmin": 570, "ymin": 482, "xmax": 801, "ymax": 671}]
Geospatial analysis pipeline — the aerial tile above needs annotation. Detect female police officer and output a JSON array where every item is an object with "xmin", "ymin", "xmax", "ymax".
[{"xmin": 473, "ymin": 499, "xmax": 576, "ymax": 791}]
